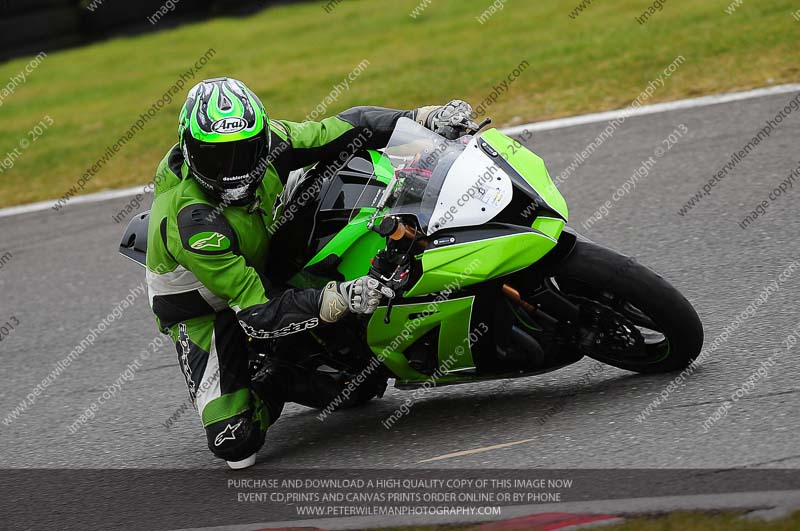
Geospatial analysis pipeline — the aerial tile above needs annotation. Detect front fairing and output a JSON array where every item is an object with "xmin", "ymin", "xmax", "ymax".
[
  {"xmin": 299, "ymin": 119, "xmax": 569, "ymax": 290},
  {"xmin": 382, "ymin": 118, "xmax": 515, "ymax": 235}
]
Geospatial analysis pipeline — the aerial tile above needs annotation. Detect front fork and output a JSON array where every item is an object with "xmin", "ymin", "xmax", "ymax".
[{"xmin": 500, "ymin": 227, "xmax": 585, "ymax": 335}]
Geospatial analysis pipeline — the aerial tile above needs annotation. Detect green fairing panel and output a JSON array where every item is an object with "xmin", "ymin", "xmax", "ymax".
[
  {"xmin": 480, "ymin": 129, "xmax": 569, "ymax": 222},
  {"xmin": 369, "ymin": 150, "xmax": 394, "ymax": 185},
  {"xmin": 305, "ymin": 210, "xmax": 385, "ymax": 281},
  {"xmin": 532, "ymin": 217, "xmax": 565, "ymax": 240},
  {"xmin": 300, "ymin": 152, "xmax": 393, "ymax": 283},
  {"xmin": 337, "ymin": 227, "xmax": 385, "ymax": 280},
  {"xmin": 405, "ymin": 231, "xmax": 558, "ymax": 297},
  {"xmin": 367, "ymin": 296, "xmax": 476, "ymax": 380}
]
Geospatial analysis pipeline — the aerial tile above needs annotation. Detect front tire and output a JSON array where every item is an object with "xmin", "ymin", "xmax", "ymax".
[{"xmin": 550, "ymin": 241, "xmax": 703, "ymax": 373}]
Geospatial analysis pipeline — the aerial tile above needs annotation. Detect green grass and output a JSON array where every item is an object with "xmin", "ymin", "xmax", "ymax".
[
  {"xmin": 363, "ymin": 510, "xmax": 800, "ymax": 531},
  {"xmin": 0, "ymin": 0, "xmax": 798, "ymax": 207}
]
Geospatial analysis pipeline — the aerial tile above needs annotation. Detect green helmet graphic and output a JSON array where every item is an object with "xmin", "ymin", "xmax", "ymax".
[{"xmin": 178, "ymin": 77, "xmax": 270, "ymax": 205}]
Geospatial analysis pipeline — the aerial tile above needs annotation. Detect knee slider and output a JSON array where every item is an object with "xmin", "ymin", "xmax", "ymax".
[{"xmin": 205, "ymin": 412, "xmax": 265, "ymax": 462}]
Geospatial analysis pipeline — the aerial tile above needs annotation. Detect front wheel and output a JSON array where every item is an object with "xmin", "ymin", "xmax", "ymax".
[{"xmin": 544, "ymin": 241, "xmax": 703, "ymax": 373}]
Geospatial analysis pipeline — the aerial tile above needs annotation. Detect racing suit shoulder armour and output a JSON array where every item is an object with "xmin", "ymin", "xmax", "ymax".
[{"xmin": 176, "ymin": 202, "xmax": 240, "ymax": 257}]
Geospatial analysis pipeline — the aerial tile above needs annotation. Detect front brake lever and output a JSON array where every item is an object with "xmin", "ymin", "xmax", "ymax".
[
  {"xmin": 374, "ymin": 279, "xmax": 397, "ymax": 324},
  {"xmin": 470, "ymin": 117, "xmax": 492, "ymax": 133},
  {"xmin": 384, "ymin": 296, "xmax": 395, "ymax": 324}
]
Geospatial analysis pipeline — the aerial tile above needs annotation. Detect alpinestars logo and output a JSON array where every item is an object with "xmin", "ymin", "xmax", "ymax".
[
  {"xmin": 327, "ymin": 298, "xmax": 346, "ymax": 321},
  {"xmin": 239, "ymin": 318, "xmax": 319, "ymax": 339},
  {"xmin": 191, "ymin": 232, "xmax": 226, "ymax": 250},
  {"xmin": 178, "ymin": 323, "xmax": 197, "ymax": 404},
  {"xmin": 214, "ymin": 419, "xmax": 244, "ymax": 447}
]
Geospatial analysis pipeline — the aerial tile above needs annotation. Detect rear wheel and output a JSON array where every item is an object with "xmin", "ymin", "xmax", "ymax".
[{"xmin": 541, "ymin": 241, "xmax": 703, "ymax": 373}]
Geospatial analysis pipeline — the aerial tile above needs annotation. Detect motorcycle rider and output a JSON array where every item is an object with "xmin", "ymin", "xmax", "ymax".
[{"xmin": 146, "ymin": 77, "xmax": 477, "ymax": 469}]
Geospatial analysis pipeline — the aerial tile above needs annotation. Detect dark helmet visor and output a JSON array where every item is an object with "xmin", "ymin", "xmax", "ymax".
[{"xmin": 186, "ymin": 133, "xmax": 268, "ymax": 187}]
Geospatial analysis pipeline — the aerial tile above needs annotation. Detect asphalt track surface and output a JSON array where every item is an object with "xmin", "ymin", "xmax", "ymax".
[{"xmin": 2, "ymin": 90, "xmax": 800, "ymax": 528}]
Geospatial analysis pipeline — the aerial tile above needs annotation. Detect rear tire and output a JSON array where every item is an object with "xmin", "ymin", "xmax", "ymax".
[{"xmin": 550, "ymin": 241, "xmax": 703, "ymax": 373}]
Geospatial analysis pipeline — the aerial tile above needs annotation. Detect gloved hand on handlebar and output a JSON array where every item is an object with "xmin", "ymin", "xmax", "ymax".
[
  {"xmin": 416, "ymin": 100, "xmax": 480, "ymax": 140},
  {"xmin": 319, "ymin": 276, "xmax": 394, "ymax": 323}
]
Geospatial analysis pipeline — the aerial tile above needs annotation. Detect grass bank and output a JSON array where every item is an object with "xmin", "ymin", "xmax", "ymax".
[{"xmin": 0, "ymin": 0, "xmax": 797, "ymax": 207}]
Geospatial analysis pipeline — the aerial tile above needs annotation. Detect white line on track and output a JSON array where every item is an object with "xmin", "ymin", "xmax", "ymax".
[
  {"xmin": 417, "ymin": 438, "xmax": 536, "ymax": 463},
  {"xmin": 0, "ymin": 185, "xmax": 146, "ymax": 219},
  {"xmin": 501, "ymin": 82, "xmax": 800, "ymax": 135},
  {"xmin": 2, "ymin": 83, "xmax": 799, "ymax": 220}
]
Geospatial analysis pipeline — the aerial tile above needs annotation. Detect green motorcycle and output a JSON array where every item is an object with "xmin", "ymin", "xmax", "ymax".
[{"xmin": 121, "ymin": 117, "xmax": 703, "ymax": 409}]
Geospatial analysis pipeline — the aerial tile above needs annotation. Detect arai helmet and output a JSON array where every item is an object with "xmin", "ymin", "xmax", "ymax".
[{"xmin": 178, "ymin": 77, "xmax": 270, "ymax": 205}]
